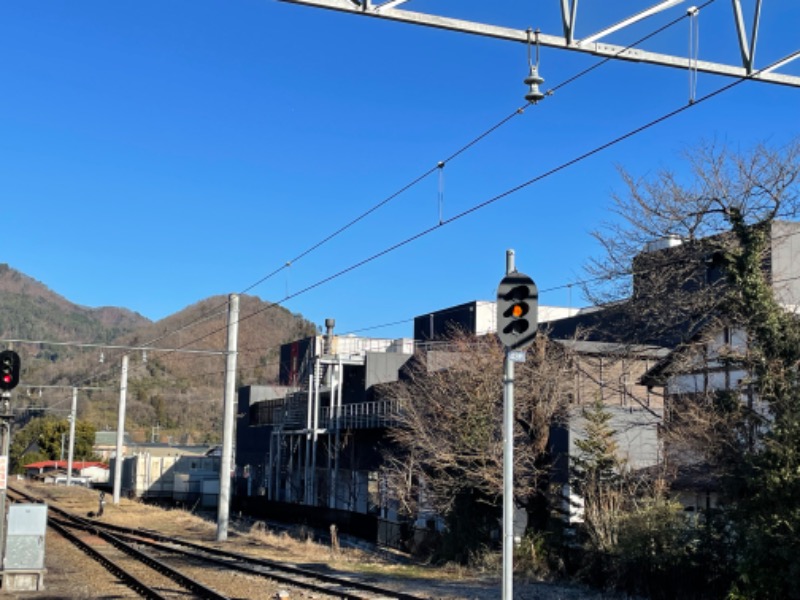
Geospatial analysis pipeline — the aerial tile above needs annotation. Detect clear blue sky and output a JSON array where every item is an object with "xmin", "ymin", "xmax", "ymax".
[{"xmin": 2, "ymin": 1, "xmax": 798, "ymax": 341}]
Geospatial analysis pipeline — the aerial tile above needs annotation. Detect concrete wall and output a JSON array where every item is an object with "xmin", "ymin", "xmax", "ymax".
[
  {"xmin": 771, "ymin": 220, "xmax": 800, "ymax": 308},
  {"xmin": 365, "ymin": 352, "xmax": 412, "ymax": 391}
]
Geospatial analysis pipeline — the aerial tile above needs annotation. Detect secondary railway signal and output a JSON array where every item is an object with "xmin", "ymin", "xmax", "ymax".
[
  {"xmin": 0, "ymin": 350, "xmax": 21, "ymax": 391},
  {"xmin": 496, "ymin": 272, "xmax": 538, "ymax": 350}
]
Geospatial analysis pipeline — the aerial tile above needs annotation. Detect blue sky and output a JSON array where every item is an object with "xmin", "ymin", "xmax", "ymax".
[{"xmin": 2, "ymin": 1, "xmax": 798, "ymax": 341}]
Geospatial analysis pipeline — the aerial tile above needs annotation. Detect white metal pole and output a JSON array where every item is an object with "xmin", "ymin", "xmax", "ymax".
[
  {"xmin": 275, "ymin": 431, "xmax": 283, "ymax": 501},
  {"xmin": 311, "ymin": 356, "xmax": 321, "ymax": 505},
  {"xmin": 502, "ymin": 249, "xmax": 515, "ymax": 600},
  {"xmin": 216, "ymin": 293, "xmax": 239, "ymax": 542},
  {"xmin": 305, "ymin": 372, "xmax": 313, "ymax": 504},
  {"xmin": 333, "ymin": 356, "xmax": 343, "ymax": 508},
  {"xmin": 0, "ymin": 393, "xmax": 12, "ymax": 570},
  {"xmin": 502, "ymin": 354, "xmax": 515, "ymax": 600},
  {"xmin": 66, "ymin": 387, "xmax": 77, "ymax": 486},
  {"xmin": 113, "ymin": 355, "xmax": 128, "ymax": 504}
]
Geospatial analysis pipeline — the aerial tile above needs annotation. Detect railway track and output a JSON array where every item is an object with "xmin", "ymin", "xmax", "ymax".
[{"xmin": 8, "ymin": 485, "xmax": 427, "ymax": 600}]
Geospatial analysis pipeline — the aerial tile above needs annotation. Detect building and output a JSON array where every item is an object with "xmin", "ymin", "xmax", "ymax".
[
  {"xmin": 233, "ymin": 221, "xmax": 800, "ymax": 539},
  {"xmin": 235, "ymin": 319, "xmax": 414, "ymax": 541},
  {"xmin": 109, "ymin": 443, "xmax": 219, "ymax": 505},
  {"xmin": 233, "ymin": 303, "xmax": 627, "ymax": 542},
  {"xmin": 23, "ymin": 460, "xmax": 109, "ymax": 486},
  {"xmin": 550, "ymin": 220, "xmax": 800, "ymax": 510},
  {"xmin": 93, "ymin": 431, "xmax": 132, "ymax": 462}
]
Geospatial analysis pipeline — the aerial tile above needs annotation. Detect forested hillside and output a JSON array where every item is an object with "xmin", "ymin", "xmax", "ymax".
[{"xmin": 0, "ymin": 264, "xmax": 316, "ymax": 443}]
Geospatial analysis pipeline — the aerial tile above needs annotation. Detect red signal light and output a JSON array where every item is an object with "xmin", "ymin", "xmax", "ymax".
[{"xmin": 0, "ymin": 350, "xmax": 20, "ymax": 391}]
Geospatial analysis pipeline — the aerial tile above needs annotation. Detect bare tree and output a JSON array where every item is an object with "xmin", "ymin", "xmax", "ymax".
[
  {"xmin": 586, "ymin": 138, "xmax": 800, "ymax": 303},
  {"xmin": 578, "ymin": 137, "xmax": 800, "ymax": 597},
  {"xmin": 381, "ymin": 332, "xmax": 573, "ymax": 540}
]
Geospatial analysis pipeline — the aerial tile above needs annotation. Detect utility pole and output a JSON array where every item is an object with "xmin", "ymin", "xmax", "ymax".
[
  {"xmin": 217, "ymin": 294, "xmax": 239, "ymax": 542},
  {"xmin": 61, "ymin": 385, "xmax": 104, "ymax": 487},
  {"xmin": 0, "ymin": 350, "xmax": 22, "ymax": 572},
  {"xmin": 66, "ymin": 387, "xmax": 78, "ymax": 486},
  {"xmin": 0, "ymin": 392, "xmax": 12, "ymax": 571},
  {"xmin": 113, "ymin": 355, "xmax": 128, "ymax": 504}
]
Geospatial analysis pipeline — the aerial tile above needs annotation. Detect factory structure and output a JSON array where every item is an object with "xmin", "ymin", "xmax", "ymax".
[
  {"xmin": 93, "ymin": 222, "xmax": 800, "ymax": 549},
  {"xmin": 230, "ymin": 302, "xmax": 657, "ymax": 545}
]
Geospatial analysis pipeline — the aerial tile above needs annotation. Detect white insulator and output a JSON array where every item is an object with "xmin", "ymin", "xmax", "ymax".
[{"xmin": 523, "ymin": 65, "xmax": 545, "ymax": 103}]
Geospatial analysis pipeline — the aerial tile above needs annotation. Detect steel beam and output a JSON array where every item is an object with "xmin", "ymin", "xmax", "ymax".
[
  {"xmin": 278, "ymin": 0, "xmax": 800, "ymax": 88},
  {"xmin": 731, "ymin": 0, "xmax": 762, "ymax": 72},
  {"xmin": 579, "ymin": 0, "xmax": 685, "ymax": 46},
  {"xmin": 560, "ymin": 0, "xmax": 578, "ymax": 45}
]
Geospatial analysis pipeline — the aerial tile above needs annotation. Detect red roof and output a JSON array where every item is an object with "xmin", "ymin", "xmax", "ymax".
[{"xmin": 23, "ymin": 460, "xmax": 108, "ymax": 470}]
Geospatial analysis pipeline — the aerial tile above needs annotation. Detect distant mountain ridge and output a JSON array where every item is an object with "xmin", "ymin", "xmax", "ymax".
[
  {"xmin": 0, "ymin": 263, "xmax": 317, "ymax": 443},
  {"xmin": 0, "ymin": 263, "xmax": 150, "ymax": 342}
]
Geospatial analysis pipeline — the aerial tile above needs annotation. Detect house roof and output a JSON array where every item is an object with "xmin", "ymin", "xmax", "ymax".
[
  {"xmin": 544, "ymin": 300, "xmax": 709, "ymax": 348},
  {"xmin": 94, "ymin": 431, "xmax": 132, "ymax": 446},
  {"xmin": 124, "ymin": 443, "xmax": 215, "ymax": 457},
  {"xmin": 24, "ymin": 460, "xmax": 108, "ymax": 470},
  {"xmin": 555, "ymin": 339, "xmax": 670, "ymax": 360}
]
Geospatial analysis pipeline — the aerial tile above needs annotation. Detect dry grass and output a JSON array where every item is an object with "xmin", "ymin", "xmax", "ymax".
[
  {"xmin": 21, "ymin": 481, "xmax": 492, "ymax": 593},
  {"xmin": 16, "ymin": 481, "xmax": 635, "ymax": 599},
  {"xmin": 20, "ymin": 482, "xmax": 398, "ymax": 567}
]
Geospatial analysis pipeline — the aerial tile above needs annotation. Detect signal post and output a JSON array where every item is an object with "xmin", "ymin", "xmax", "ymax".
[
  {"xmin": 496, "ymin": 252, "xmax": 538, "ymax": 600},
  {"xmin": 0, "ymin": 350, "xmax": 22, "ymax": 575}
]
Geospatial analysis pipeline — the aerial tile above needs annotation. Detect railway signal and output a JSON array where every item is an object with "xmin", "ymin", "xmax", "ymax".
[
  {"xmin": 496, "ymin": 271, "xmax": 538, "ymax": 351},
  {"xmin": 0, "ymin": 350, "xmax": 20, "ymax": 392}
]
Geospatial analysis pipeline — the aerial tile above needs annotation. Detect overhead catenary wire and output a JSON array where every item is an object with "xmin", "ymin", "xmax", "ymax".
[
  {"xmin": 45, "ymin": 1, "xmax": 740, "ymax": 390},
  {"xmin": 146, "ymin": 1, "xmax": 712, "ymax": 357},
  {"xmin": 549, "ymin": 0, "xmax": 716, "ymax": 95},
  {"xmin": 70, "ymin": 208, "xmax": 800, "ymax": 383},
  {"xmin": 175, "ymin": 58, "xmax": 780, "ymax": 357},
  {"xmin": 151, "ymin": 11, "xmax": 718, "ymax": 352},
  {"xmin": 162, "ymin": 209, "xmax": 800, "ymax": 370},
  {"xmin": 239, "ymin": 0, "xmax": 714, "ymax": 295},
  {"xmin": 21, "ymin": 226, "xmax": 800, "ymax": 391}
]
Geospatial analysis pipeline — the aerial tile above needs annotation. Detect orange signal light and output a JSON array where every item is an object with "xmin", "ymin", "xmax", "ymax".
[{"xmin": 511, "ymin": 304, "xmax": 524, "ymax": 318}]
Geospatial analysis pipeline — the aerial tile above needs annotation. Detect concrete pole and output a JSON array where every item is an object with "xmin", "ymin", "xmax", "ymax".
[
  {"xmin": 502, "ymin": 249, "xmax": 515, "ymax": 600},
  {"xmin": 311, "ymin": 356, "xmax": 321, "ymax": 504},
  {"xmin": 0, "ymin": 393, "xmax": 11, "ymax": 570},
  {"xmin": 275, "ymin": 431, "xmax": 283, "ymax": 501},
  {"xmin": 304, "ymin": 372, "xmax": 313, "ymax": 504},
  {"xmin": 66, "ymin": 387, "xmax": 77, "ymax": 486},
  {"xmin": 216, "ymin": 293, "xmax": 239, "ymax": 542},
  {"xmin": 332, "ymin": 357, "xmax": 343, "ymax": 509},
  {"xmin": 113, "ymin": 355, "xmax": 129, "ymax": 504}
]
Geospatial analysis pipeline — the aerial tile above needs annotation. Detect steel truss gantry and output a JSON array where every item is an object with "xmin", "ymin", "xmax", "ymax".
[{"xmin": 278, "ymin": 0, "xmax": 800, "ymax": 88}]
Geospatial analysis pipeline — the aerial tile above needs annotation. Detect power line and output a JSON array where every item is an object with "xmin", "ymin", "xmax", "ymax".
[
  {"xmin": 175, "ymin": 59, "xmax": 772, "ymax": 356},
  {"xmin": 35, "ymin": 3, "xmax": 761, "ymax": 390},
  {"xmin": 0, "ymin": 339, "xmax": 224, "ymax": 355},
  {"xmin": 140, "ymin": 3, "xmax": 707, "ymax": 362},
  {"xmin": 237, "ymin": 2, "xmax": 706, "ymax": 298},
  {"xmin": 77, "ymin": 6, "xmax": 704, "ymax": 384}
]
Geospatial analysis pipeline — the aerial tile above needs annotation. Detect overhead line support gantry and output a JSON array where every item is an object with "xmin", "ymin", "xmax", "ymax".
[{"xmin": 278, "ymin": 0, "xmax": 800, "ymax": 88}]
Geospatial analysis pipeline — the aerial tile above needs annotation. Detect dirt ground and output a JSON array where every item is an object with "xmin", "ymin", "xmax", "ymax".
[{"xmin": 2, "ymin": 482, "xmax": 627, "ymax": 600}]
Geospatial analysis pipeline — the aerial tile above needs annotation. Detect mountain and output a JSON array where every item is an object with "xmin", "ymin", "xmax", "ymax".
[
  {"xmin": 0, "ymin": 264, "xmax": 316, "ymax": 443},
  {"xmin": 0, "ymin": 263, "xmax": 150, "ymax": 342}
]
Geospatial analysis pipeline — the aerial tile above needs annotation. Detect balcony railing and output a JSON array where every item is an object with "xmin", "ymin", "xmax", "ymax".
[{"xmin": 322, "ymin": 399, "xmax": 401, "ymax": 430}]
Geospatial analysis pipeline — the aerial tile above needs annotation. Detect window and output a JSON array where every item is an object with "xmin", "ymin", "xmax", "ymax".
[{"xmin": 705, "ymin": 251, "xmax": 726, "ymax": 285}]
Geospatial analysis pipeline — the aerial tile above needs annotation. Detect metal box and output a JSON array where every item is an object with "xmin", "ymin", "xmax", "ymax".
[{"xmin": 5, "ymin": 503, "xmax": 48, "ymax": 569}]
